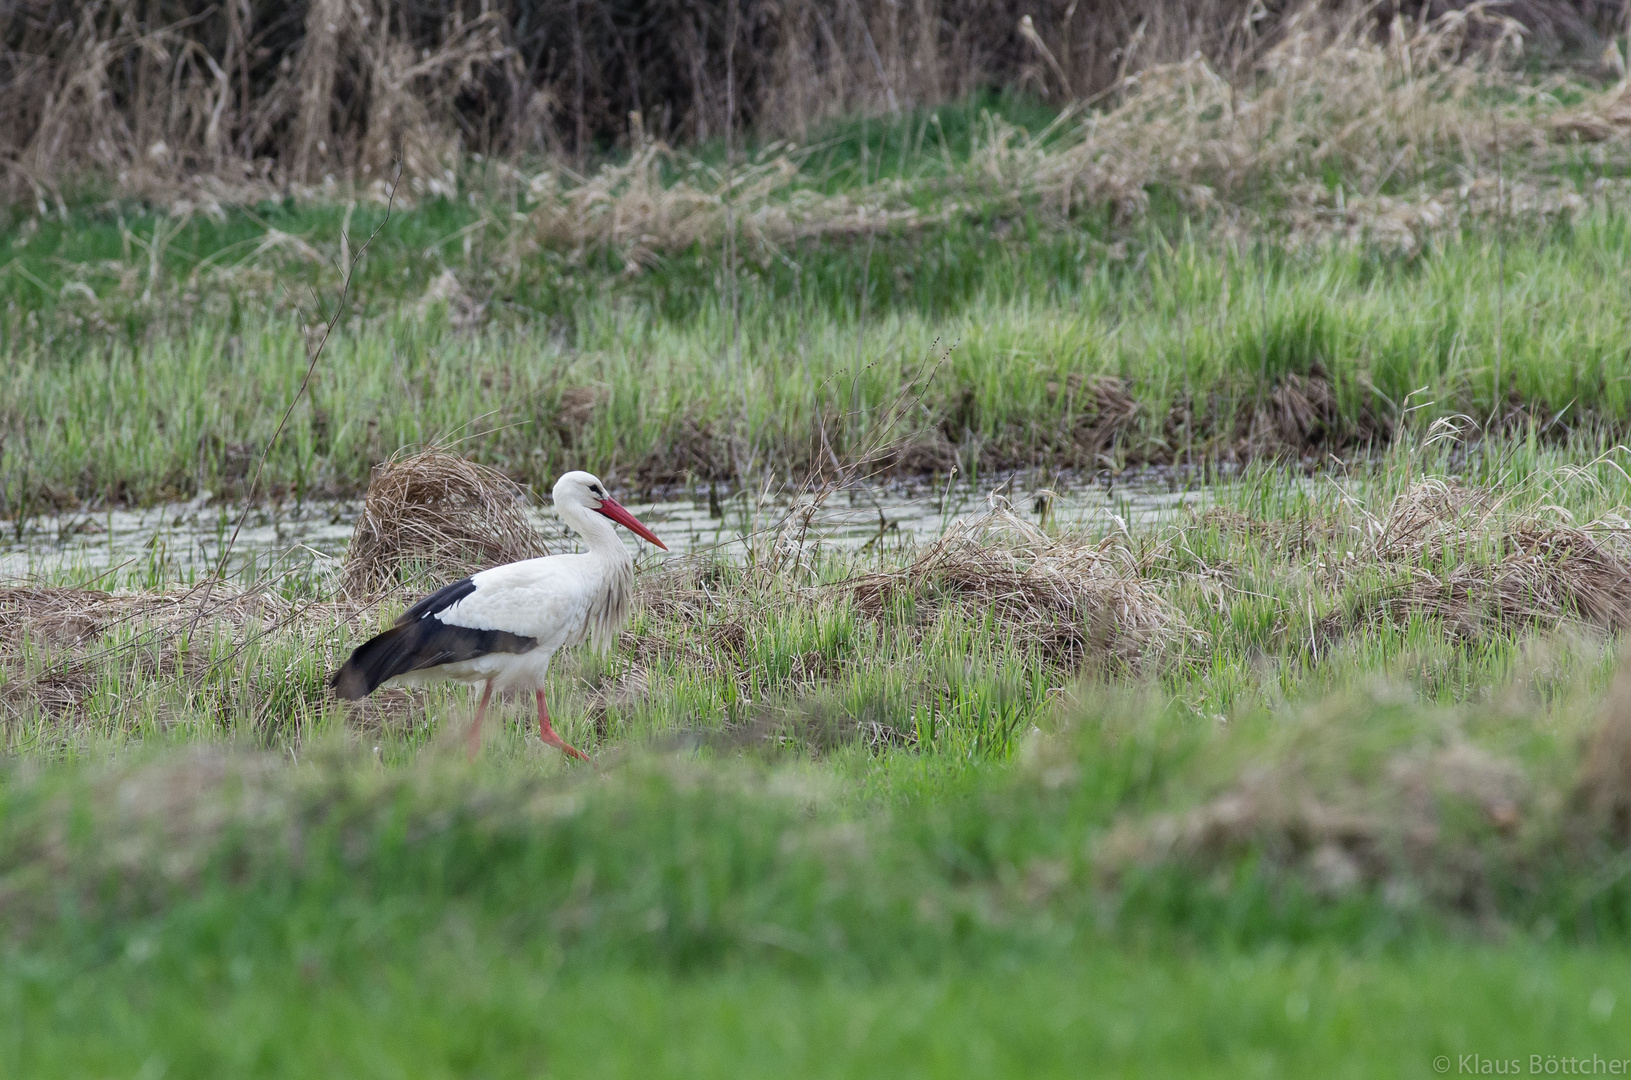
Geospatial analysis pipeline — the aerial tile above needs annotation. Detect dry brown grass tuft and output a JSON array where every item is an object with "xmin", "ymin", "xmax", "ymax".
[
  {"xmin": 1574, "ymin": 658, "xmax": 1631, "ymax": 846},
  {"xmin": 1344, "ymin": 480, "xmax": 1631, "ymax": 637},
  {"xmin": 0, "ymin": 585, "xmax": 295, "ymax": 648},
  {"xmin": 513, "ymin": 134, "xmax": 927, "ymax": 270},
  {"xmin": 340, "ymin": 447, "xmax": 547, "ymax": 598},
  {"xmin": 1548, "ymin": 79, "xmax": 1631, "ymax": 142},
  {"xmin": 853, "ymin": 494, "xmax": 1190, "ymax": 669},
  {"xmin": 1097, "ymin": 727, "xmax": 1532, "ymax": 909},
  {"xmin": 1245, "ymin": 371, "xmax": 1344, "ymax": 455}
]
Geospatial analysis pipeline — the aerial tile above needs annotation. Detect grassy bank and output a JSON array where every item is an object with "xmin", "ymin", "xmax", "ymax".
[
  {"xmin": 3, "ymin": 656, "xmax": 1631, "ymax": 1075},
  {"xmin": 8, "ymin": 213, "xmax": 1631, "ymax": 511}
]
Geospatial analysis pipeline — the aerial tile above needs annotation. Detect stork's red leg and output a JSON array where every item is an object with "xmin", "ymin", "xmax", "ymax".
[
  {"xmin": 467, "ymin": 680, "xmax": 494, "ymax": 761},
  {"xmin": 537, "ymin": 690, "xmax": 590, "ymax": 762}
]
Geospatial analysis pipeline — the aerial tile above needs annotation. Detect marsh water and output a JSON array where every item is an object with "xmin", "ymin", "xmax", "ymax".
[{"xmin": 1, "ymin": 468, "xmax": 1231, "ymax": 582}]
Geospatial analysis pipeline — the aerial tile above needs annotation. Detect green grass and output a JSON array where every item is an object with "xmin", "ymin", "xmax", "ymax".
[
  {"xmin": 8, "ymin": 940, "xmax": 1630, "ymax": 1077},
  {"xmin": 2, "ymin": 671, "xmax": 1630, "ymax": 1075},
  {"xmin": 7, "ymin": 211, "xmax": 1631, "ymax": 510}
]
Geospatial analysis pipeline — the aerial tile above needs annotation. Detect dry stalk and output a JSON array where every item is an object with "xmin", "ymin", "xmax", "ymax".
[{"xmin": 5, "ymin": 0, "xmax": 1624, "ymax": 212}]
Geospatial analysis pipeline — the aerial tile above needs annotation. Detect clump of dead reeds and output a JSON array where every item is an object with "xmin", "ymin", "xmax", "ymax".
[
  {"xmin": 977, "ymin": 3, "xmax": 1608, "ymax": 252},
  {"xmin": 0, "ymin": 0, "xmax": 1361, "ymax": 203},
  {"xmin": 1098, "ymin": 731, "xmax": 1531, "ymax": 909},
  {"xmin": 3, "ymin": 0, "xmax": 509, "ymax": 208},
  {"xmin": 340, "ymin": 447, "xmax": 546, "ymax": 598},
  {"xmin": 1573, "ymin": 658, "xmax": 1631, "ymax": 847},
  {"xmin": 853, "ymin": 493, "xmax": 1190, "ymax": 669},
  {"xmin": 1347, "ymin": 479, "xmax": 1631, "ymax": 638}
]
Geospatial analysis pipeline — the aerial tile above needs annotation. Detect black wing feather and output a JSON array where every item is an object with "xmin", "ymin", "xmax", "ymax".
[
  {"xmin": 330, "ymin": 577, "xmax": 538, "ymax": 700},
  {"xmin": 397, "ymin": 577, "xmax": 479, "ymax": 625}
]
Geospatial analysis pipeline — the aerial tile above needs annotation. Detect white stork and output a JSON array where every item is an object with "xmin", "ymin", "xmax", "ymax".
[{"xmin": 331, "ymin": 471, "xmax": 666, "ymax": 761}]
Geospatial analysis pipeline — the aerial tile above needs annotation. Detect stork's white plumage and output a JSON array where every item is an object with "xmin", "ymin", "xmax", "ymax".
[{"xmin": 331, "ymin": 471, "xmax": 666, "ymax": 761}]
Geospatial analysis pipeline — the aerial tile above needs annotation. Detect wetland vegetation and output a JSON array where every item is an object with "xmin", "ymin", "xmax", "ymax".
[{"xmin": 5, "ymin": 2, "xmax": 1631, "ymax": 1074}]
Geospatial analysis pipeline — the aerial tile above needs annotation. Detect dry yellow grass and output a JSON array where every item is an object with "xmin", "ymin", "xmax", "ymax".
[
  {"xmin": 852, "ymin": 493, "xmax": 1192, "ymax": 669},
  {"xmin": 511, "ymin": 134, "xmax": 929, "ymax": 271},
  {"xmin": 503, "ymin": 6, "xmax": 1631, "ymax": 263},
  {"xmin": 8, "ymin": 0, "xmax": 1627, "ymax": 250},
  {"xmin": 1333, "ymin": 478, "xmax": 1631, "ymax": 638}
]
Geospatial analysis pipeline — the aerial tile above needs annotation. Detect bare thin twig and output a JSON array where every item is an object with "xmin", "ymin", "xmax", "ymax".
[{"xmin": 186, "ymin": 165, "xmax": 402, "ymax": 633}]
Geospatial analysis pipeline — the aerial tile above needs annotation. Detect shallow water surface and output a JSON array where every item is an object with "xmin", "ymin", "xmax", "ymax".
[{"xmin": 1, "ymin": 470, "xmax": 1223, "ymax": 582}]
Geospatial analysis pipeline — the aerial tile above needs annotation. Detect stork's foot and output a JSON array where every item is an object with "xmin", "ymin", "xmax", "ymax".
[{"xmin": 537, "ymin": 690, "xmax": 591, "ymax": 762}]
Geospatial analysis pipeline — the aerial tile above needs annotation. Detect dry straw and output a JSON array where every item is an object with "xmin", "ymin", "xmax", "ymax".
[
  {"xmin": 512, "ymin": 133, "xmax": 926, "ymax": 271},
  {"xmin": 1349, "ymin": 479, "xmax": 1631, "ymax": 638},
  {"xmin": 339, "ymin": 446, "xmax": 547, "ymax": 598},
  {"xmin": 852, "ymin": 492, "xmax": 1191, "ymax": 669}
]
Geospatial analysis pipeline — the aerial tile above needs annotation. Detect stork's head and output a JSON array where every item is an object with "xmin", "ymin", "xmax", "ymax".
[{"xmin": 552, "ymin": 471, "xmax": 667, "ymax": 550}]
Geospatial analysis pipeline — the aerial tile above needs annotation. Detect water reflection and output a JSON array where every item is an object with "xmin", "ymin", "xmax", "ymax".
[{"xmin": 1, "ymin": 469, "xmax": 1222, "ymax": 581}]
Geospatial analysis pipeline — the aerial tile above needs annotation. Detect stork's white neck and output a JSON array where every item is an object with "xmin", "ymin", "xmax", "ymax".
[{"xmin": 557, "ymin": 499, "xmax": 633, "ymax": 561}]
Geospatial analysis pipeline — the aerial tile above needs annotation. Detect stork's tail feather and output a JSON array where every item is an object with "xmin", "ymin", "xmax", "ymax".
[{"xmin": 330, "ymin": 625, "xmax": 413, "ymax": 700}]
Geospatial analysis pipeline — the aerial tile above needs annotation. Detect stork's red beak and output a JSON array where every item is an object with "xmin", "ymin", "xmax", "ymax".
[{"xmin": 594, "ymin": 496, "xmax": 668, "ymax": 550}]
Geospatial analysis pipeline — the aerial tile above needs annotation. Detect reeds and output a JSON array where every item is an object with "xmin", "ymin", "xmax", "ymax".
[
  {"xmin": 340, "ymin": 446, "xmax": 548, "ymax": 598},
  {"xmin": 509, "ymin": 5, "xmax": 1631, "ymax": 261},
  {"xmin": 852, "ymin": 493, "xmax": 1189, "ymax": 669},
  {"xmin": 5, "ymin": 0, "xmax": 1624, "ymax": 208}
]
